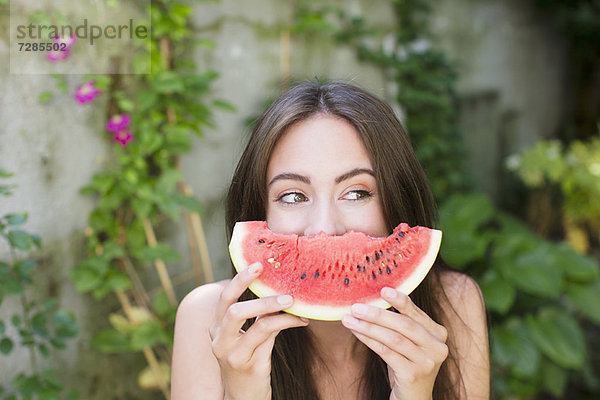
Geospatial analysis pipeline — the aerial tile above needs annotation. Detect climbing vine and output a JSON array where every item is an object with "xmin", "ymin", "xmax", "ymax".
[
  {"xmin": 0, "ymin": 169, "xmax": 79, "ymax": 400},
  {"xmin": 69, "ymin": 0, "xmax": 228, "ymax": 396},
  {"xmin": 27, "ymin": 0, "xmax": 229, "ymax": 397}
]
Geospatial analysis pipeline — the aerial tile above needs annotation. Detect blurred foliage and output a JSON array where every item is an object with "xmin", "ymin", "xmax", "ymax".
[
  {"xmin": 506, "ymin": 136, "xmax": 600, "ymax": 251},
  {"xmin": 57, "ymin": 0, "xmax": 228, "ymax": 395},
  {"xmin": 438, "ymin": 193, "xmax": 600, "ymax": 398},
  {"xmin": 0, "ymin": 169, "xmax": 79, "ymax": 400}
]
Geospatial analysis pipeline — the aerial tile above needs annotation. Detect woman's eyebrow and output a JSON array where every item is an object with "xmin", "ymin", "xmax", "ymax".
[
  {"xmin": 268, "ymin": 173, "xmax": 311, "ymax": 188},
  {"xmin": 334, "ymin": 168, "xmax": 375, "ymax": 184},
  {"xmin": 268, "ymin": 169, "xmax": 375, "ymax": 188}
]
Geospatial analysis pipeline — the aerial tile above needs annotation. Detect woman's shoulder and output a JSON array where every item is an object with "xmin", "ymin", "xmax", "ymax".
[
  {"xmin": 177, "ymin": 279, "xmax": 231, "ymax": 320},
  {"xmin": 439, "ymin": 269, "xmax": 484, "ymax": 311}
]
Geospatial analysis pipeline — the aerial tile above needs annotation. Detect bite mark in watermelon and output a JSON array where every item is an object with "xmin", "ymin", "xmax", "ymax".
[{"xmin": 229, "ymin": 221, "xmax": 442, "ymax": 321}]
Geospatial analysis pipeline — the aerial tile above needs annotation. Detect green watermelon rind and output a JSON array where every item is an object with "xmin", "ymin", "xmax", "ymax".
[{"xmin": 229, "ymin": 223, "xmax": 442, "ymax": 321}]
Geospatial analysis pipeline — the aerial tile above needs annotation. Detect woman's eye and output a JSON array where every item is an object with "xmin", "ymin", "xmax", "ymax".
[
  {"xmin": 343, "ymin": 190, "xmax": 373, "ymax": 201},
  {"xmin": 278, "ymin": 192, "xmax": 308, "ymax": 204}
]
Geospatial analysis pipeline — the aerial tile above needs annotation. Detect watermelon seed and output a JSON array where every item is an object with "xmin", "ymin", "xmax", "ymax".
[
  {"xmin": 365, "ymin": 255, "xmax": 370, "ymax": 263},
  {"xmin": 314, "ymin": 271, "xmax": 320, "ymax": 278},
  {"xmin": 375, "ymin": 252, "xmax": 380, "ymax": 261},
  {"xmin": 371, "ymin": 272, "xmax": 376, "ymax": 279},
  {"xmin": 274, "ymin": 262, "xmax": 280, "ymax": 269},
  {"xmin": 301, "ymin": 273, "xmax": 306, "ymax": 279},
  {"xmin": 344, "ymin": 278, "xmax": 349, "ymax": 285},
  {"xmin": 267, "ymin": 257, "xmax": 275, "ymax": 263},
  {"xmin": 386, "ymin": 267, "xmax": 391, "ymax": 274},
  {"xmin": 379, "ymin": 268, "xmax": 383, "ymax": 274},
  {"xmin": 398, "ymin": 232, "xmax": 405, "ymax": 237},
  {"xmin": 258, "ymin": 239, "xmax": 265, "ymax": 243},
  {"xmin": 395, "ymin": 238, "xmax": 399, "ymax": 243}
]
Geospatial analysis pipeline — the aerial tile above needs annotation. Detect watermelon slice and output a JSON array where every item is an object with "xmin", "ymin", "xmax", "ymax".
[{"xmin": 229, "ymin": 221, "xmax": 442, "ymax": 321}]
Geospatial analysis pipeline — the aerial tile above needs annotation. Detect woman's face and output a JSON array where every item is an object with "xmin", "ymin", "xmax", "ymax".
[{"xmin": 266, "ymin": 114, "xmax": 388, "ymax": 238}]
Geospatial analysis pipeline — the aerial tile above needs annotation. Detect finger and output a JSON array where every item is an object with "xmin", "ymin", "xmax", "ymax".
[
  {"xmin": 349, "ymin": 302, "xmax": 433, "ymax": 348},
  {"xmin": 218, "ymin": 294, "xmax": 296, "ymax": 342},
  {"xmin": 381, "ymin": 287, "xmax": 448, "ymax": 343},
  {"xmin": 215, "ymin": 262, "xmax": 263, "ymax": 323},
  {"xmin": 239, "ymin": 313, "xmax": 309, "ymax": 363},
  {"xmin": 342, "ymin": 314, "xmax": 424, "ymax": 364}
]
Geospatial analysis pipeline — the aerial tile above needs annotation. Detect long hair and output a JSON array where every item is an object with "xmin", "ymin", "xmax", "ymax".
[{"xmin": 226, "ymin": 81, "xmax": 464, "ymax": 399}]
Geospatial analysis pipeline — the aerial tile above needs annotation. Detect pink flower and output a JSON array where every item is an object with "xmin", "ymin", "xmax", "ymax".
[
  {"xmin": 46, "ymin": 35, "xmax": 76, "ymax": 63},
  {"xmin": 114, "ymin": 129, "xmax": 133, "ymax": 147},
  {"xmin": 106, "ymin": 113, "xmax": 131, "ymax": 132},
  {"xmin": 74, "ymin": 81, "xmax": 101, "ymax": 104},
  {"xmin": 46, "ymin": 48, "xmax": 70, "ymax": 62}
]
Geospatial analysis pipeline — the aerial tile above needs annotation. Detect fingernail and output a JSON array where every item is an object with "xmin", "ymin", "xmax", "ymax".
[
  {"xmin": 277, "ymin": 294, "xmax": 293, "ymax": 305},
  {"xmin": 381, "ymin": 287, "xmax": 397, "ymax": 298},
  {"xmin": 342, "ymin": 315, "xmax": 359, "ymax": 325},
  {"xmin": 249, "ymin": 263, "xmax": 262, "ymax": 274},
  {"xmin": 300, "ymin": 317, "xmax": 309, "ymax": 323},
  {"xmin": 351, "ymin": 303, "xmax": 368, "ymax": 316}
]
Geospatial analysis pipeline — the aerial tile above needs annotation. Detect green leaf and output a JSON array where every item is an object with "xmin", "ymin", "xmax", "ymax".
[
  {"xmin": 540, "ymin": 360, "xmax": 569, "ymax": 397},
  {"xmin": 0, "ymin": 167, "xmax": 14, "ymax": 178},
  {"xmin": 163, "ymin": 124, "xmax": 192, "ymax": 153},
  {"xmin": 7, "ymin": 230, "xmax": 32, "ymax": 250},
  {"xmin": 437, "ymin": 193, "xmax": 494, "ymax": 267},
  {"xmin": 479, "ymin": 269, "xmax": 515, "ymax": 313},
  {"xmin": 0, "ymin": 337, "xmax": 13, "ymax": 355},
  {"xmin": 136, "ymin": 243, "xmax": 181, "ymax": 264},
  {"xmin": 497, "ymin": 242, "xmax": 563, "ymax": 298},
  {"xmin": 3, "ymin": 212, "xmax": 28, "ymax": 226},
  {"xmin": 526, "ymin": 308, "xmax": 586, "ymax": 369},
  {"xmin": 129, "ymin": 320, "xmax": 170, "ymax": 350},
  {"xmin": 565, "ymin": 281, "xmax": 600, "ymax": 323},
  {"xmin": 52, "ymin": 310, "xmax": 79, "ymax": 338},
  {"xmin": 91, "ymin": 329, "xmax": 130, "ymax": 353},
  {"xmin": 491, "ymin": 318, "xmax": 540, "ymax": 378},
  {"xmin": 212, "ymin": 99, "xmax": 236, "ymax": 112},
  {"xmin": 31, "ymin": 312, "xmax": 49, "ymax": 337},
  {"xmin": 118, "ymin": 98, "xmax": 135, "ymax": 112},
  {"xmin": 90, "ymin": 174, "xmax": 116, "ymax": 195},
  {"xmin": 3, "ymin": 275, "xmax": 23, "ymax": 295},
  {"xmin": 554, "ymin": 243, "xmax": 599, "ymax": 281},
  {"xmin": 152, "ymin": 291, "xmax": 176, "ymax": 321},
  {"xmin": 38, "ymin": 91, "xmax": 53, "ymax": 104},
  {"xmin": 15, "ymin": 259, "xmax": 36, "ymax": 279},
  {"xmin": 70, "ymin": 265, "xmax": 102, "ymax": 293},
  {"xmin": 30, "ymin": 234, "xmax": 42, "ymax": 249},
  {"xmin": 38, "ymin": 343, "xmax": 50, "ymax": 358},
  {"xmin": 151, "ymin": 71, "xmax": 185, "ymax": 94},
  {"xmin": 173, "ymin": 194, "xmax": 204, "ymax": 214}
]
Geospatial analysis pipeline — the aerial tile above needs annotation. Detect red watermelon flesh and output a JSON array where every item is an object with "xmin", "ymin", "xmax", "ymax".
[{"xmin": 229, "ymin": 221, "xmax": 442, "ymax": 321}]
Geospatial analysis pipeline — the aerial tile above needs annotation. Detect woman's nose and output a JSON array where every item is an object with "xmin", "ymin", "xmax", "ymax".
[{"xmin": 303, "ymin": 201, "xmax": 346, "ymax": 236}]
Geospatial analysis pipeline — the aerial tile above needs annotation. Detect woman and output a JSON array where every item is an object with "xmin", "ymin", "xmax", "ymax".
[{"xmin": 171, "ymin": 81, "xmax": 490, "ymax": 399}]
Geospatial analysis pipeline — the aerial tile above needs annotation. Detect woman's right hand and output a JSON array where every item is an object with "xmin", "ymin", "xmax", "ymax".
[{"xmin": 209, "ymin": 262, "xmax": 309, "ymax": 400}]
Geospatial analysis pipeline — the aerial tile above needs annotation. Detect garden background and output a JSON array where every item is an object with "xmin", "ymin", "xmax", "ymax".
[{"xmin": 0, "ymin": 0, "xmax": 599, "ymax": 399}]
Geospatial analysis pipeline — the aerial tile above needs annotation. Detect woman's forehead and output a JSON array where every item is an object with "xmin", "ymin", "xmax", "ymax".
[{"xmin": 267, "ymin": 115, "xmax": 373, "ymax": 177}]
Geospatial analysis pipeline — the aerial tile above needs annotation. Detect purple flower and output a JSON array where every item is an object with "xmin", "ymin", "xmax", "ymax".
[
  {"xmin": 74, "ymin": 81, "xmax": 101, "ymax": 104},
  {"xmin": 46, "ymin": 35, "xmax": 76, "ymax": 63},
  {"xmin": 46, "ymin": 48, "xmax": 70, "ymax": 62},
  {"xmin": 114, "ymin": 129, "xmax": 133, "ymax": 147},
  {"xmin": 106, "ymin": 113, "xmax": 131, "ymax": 132}
]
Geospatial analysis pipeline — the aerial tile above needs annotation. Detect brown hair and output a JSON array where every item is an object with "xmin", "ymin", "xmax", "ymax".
[{"xmin": 226, "ymin": 81, "xmax": 464, "ymax": 399}]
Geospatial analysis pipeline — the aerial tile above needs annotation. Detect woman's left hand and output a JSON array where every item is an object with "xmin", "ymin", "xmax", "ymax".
[{"xmin": 342, "ymin": 287, "xmax": 449, "ymax": 400}]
